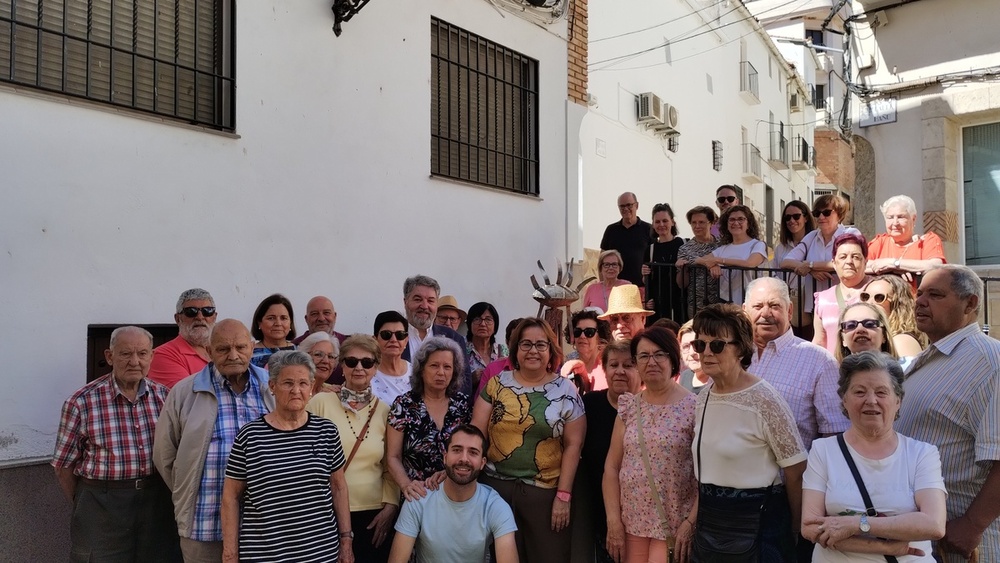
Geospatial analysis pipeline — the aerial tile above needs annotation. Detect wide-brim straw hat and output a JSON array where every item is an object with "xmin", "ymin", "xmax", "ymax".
[
  {"xmin": 598, "ymin": 285, "xmax": 654, "ymax": 318},
  {"xmin": 437, "ymin": 295, "xmax": 467, "ymax": 321}
]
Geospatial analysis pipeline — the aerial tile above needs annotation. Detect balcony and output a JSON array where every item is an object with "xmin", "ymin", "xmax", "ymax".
[
  {"xmin": 792, "ymin": 136, "xmax": 816, "ymax": 172},
  {"xmin": 742, "ymin": 143, "xmax": 762, "ymax": 182},
  {"xmin": 768, "ymin": 132, "xmax": 790, "ymax": 170},
  {"xmin": 739, "ymin": 61, "xmax": 759, "ymax": 104}
]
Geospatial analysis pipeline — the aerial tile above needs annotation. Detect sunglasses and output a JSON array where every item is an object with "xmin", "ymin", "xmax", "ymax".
[
  {"xmin": 573, "ymin": 327, "xmax": 598, "ymax": 338},
  {"xmin": 342, "ymin": 356, "xmax": 376, "ymax": 369},
  {"xmin": 378, "ymin": 330, "xmax": 408, "ymax": 341},
  {"xmin": 860, "ymin": 292, "xmax": 890, "ymax": 304},
  {"xmin": 841, "ymin": 319, "xmax": 881, "ymax": 332},
  {"xmin": 783, "ymin": 213, "xmax": 803, "ymax": 222},
  {"xmin": 811, "ymin": 208, "xmax": 834, "ymax": 218},
  {"xmin": 691, "ymin": 339, "xmax": 734, "ymax": 354},
  {"xmin": 181, "ymin": 306, "xmax": 217, "ymax": 318},
  {"xmin": 717, "ymin": 196, "xmax": 736, "ymax": 204}
]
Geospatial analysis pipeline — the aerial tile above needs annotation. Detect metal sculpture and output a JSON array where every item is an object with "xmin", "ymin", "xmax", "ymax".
[{"xmin": 530, "ymin": 259, "xmax": 594, "ymax": 342}]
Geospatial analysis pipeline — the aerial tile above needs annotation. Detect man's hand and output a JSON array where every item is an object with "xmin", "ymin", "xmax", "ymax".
[{"xmin": 940, "ymin": 516, "xmax": 984, "ymax": 560}]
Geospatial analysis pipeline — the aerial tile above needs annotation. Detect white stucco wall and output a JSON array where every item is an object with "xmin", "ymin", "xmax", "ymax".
[{"xmin": 0, "ymin": 0, "xmax": 575, "ymax": 462}]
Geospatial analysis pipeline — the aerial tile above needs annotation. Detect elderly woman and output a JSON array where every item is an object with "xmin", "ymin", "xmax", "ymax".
[
  {"xmin": 561, "ymin": 309, "xmax": 612, "ymax": 393},
  {"xmin": 802, "ymin": 351, "xmax": 947, "ymax": 561},
  {"xmin": 250, "ymin": 293, "xmax": 297, "ymax": 368},
  {"xmin": 862, "ymin": 274, "xmax": 926, "ymax": 359},
  {"xmin": 308, "ymin": 335, "xmax": 399, "ymax": 563},
  {"xmin": 473, "ymin": 318, "xmax": 586, "ymax": 563},
  {"xmin": 370, "ymin": 311, "xmax": 412, "ymax": 405},
  {"xmin": 298, "ymin": 331, "xmax": 340, "ymax": 395},
  {"xmin": 466, "ymin": 301, "xmax": 509, "ymax": 375},
  {"xmin": 834, "ymin": 303, "xmax": 898, "ymax": 363},
  {"xmin": 221, "ymin": 351, "xmax": 353, "ymax": 563},
  {"xmin": 585, "ymin": 250, "xmax": 632, "ymax": 312},
  {"xmin": 866, "ymin": 195, "xmax": 945, "ymax": 279},
  {"xmin": 695, "ymin": 205, "xmax": 767, "ymax": 305},
  {"xmin": 677, "ymin": 205, "xmax": 721, "ymax": 318},
  {"xmin": 643, "ymin": 203, "xmax": 686, "ymax": 322},
  {"xmin": 387, "ymin": 336, "xmax": 470, "ymax": 500},
  {"xmin": 604, "ymin": 328, "xmax": 697, "ymax": 563},
  {"xmin": 677, "ymin": 321, "xmax": 710, "ymax": 393},
  {"xmin": 580, "ymin": 340, "xmax": 642, "ymax": 562},
  {"xmin": 813, "ymin": 233, "xmax": 872, "ymax": 355},
  {"xmin": 691, "ymin": 304, "xmax": 806, "ymax": 562}
]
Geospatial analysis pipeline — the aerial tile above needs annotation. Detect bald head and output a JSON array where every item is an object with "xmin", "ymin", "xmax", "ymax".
[
  {"xmin": 304, "ymin": 296, "xmax": 337, "ymax": 335},
  {"xmin": 210, "ymin": 319, "xmax": 253, "ymax": 377}
]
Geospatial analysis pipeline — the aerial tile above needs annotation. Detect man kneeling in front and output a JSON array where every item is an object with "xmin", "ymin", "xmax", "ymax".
[{"xmin": 389, "ymin": 424, "xmax": 518, "ymax": 563}]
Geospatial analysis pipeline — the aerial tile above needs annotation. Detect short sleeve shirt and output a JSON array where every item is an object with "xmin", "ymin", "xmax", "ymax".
[{"xmin": 388, "ymin": 391, "xmax": 471, "ymax": 481}]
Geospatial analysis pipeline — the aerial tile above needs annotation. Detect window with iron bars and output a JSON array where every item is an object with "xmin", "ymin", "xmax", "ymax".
[
  {"xmin": 0, "ymin": 0, "xmax": 235, "ymax": 131},
  {"xmin": 431, "ymin": 18, "xmax": 539, "ymax": 196},
  {"xmin": 712, "ymin": 140, "xmax": 723, "ymax": 171},
  {"xmin": 668, "ymin": 134, "xmax": 679, "ymax": 153}
]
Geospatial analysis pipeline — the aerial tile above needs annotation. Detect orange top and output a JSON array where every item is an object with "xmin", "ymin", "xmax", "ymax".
[{"xmin": 867, "ymin": 232, "xmax": 945, "ymax": 263}]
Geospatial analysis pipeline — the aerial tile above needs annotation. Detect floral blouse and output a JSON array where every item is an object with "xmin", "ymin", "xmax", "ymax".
[
  {"xmin": 387, "ymin": 390, "xmax": 471, "ymax": 481},
  {"xmin": 466, "ymin": 341, "xmax": 509, "ymax": 374}
]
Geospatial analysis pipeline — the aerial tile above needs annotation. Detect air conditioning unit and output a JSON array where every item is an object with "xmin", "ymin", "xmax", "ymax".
[
  {"xmin": 652, "ymin": 102, "xmax": 680, "ymax": 134},
  {"xmin": 856, "ymin": 53, "xmax": 875, "ymax": 70},
  {"xmin": 790, "ymin": 93, "xmax": 802, "ymax": 112},
  {"xmin": 637, "ymin": 92, "xmax": 664, "ymax": 124}
]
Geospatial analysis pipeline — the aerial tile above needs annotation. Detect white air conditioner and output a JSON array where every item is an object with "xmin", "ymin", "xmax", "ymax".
[
  {"xmin": 790, "ymin": 93, "xmax": 802, "ymax": 112},
  {"xmin": 637, "ymin": 92, "xmax": 664, "ymax": 124},
  {"xmin": 652, "ymin": 102, "xmax": 680, "ymax": 134},
  {"xmin": 856, "ymin": 53, "xmax": 875, "ymax": 70}
]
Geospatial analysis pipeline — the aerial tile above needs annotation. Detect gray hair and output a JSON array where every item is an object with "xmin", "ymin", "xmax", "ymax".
[
  {"xmin": 880, "ymin": 195, "xmax": 917, "ymax": 217},
  {"xmin": 403, "ymin": 275, "xmax": 441, "ymax": 298},
  {"xmin": 928, "ymin": 264, "xmax": 984, "ymax": 313},
  {"xmin": 267, "ymin": 350, "xmax": 316, "ymax": 384},
  {"xmin": 297, "ymin": 331, "xmax": 341, "ymax": 358},
  {"xmin": 109, "ymin": 325, "xmax": 154, "ymax": 349},
  {"xmin": 175, "ymin": 288, "xmax": 215, "ymax": 313},
  {"xmin": 837, "ymin": 351, "xmax": 905, "ymax": 412},
  {"xmin": 746, "ymin": 277, "xmax": 791, "ymax": 306},
  {"xmin": 410, "ymin": 336, "xmax": 466, "ymax": 398}
]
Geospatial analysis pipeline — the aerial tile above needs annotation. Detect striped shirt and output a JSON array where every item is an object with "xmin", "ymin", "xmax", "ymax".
[
  {"xmin": 190, "ymin": 369, "xmax": 269, "ymax": 542},
  {"xmin": 748, "ymin": 329, "xmax": 849, "ymax": 450},
  {"xmin": 52, "ymin": 375, "xmax": 168, "ymax": 480},
  {"xmin": 225, "ymin": 414, "xmax": 346, "ymax": 562},
  {"xmin": 897, "ymin": 322, "xmax": 1000, "ymax": 562}
]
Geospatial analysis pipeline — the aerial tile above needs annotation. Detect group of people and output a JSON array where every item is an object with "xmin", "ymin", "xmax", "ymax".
[{"xmin": 51, "ymin": 192, "xmax": 997, "ymax": 563}]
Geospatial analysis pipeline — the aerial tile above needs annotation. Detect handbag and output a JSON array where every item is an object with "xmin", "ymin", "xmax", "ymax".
[
  {"xmin": 692, "ymin": 388, "xmax": 767, "ymax": 562},
  {"xmin": 635, "ymin": 392, "xmax": 675, "ymax": 563},
  {"xmin": 836, "ymin": 433, "xmax": 898, "ymax": 563}
]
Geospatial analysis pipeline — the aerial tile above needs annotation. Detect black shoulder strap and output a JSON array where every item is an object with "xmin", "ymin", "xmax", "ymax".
[{"xmin": 836, "ymin": 433, "xmax": 898, "ymax": 563}]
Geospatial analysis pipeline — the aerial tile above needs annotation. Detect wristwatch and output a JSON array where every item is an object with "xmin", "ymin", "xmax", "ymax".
[
  {"xmin": 340, "ymin": 530, "xmax": 355, "ymax": 539},
  {"xmin": 859, "ymin": 514, "xmax": 871, "ymax": 533},
  {"xmin": 893, "ymin": 258, "xmax": 901, "ymax": 269}
]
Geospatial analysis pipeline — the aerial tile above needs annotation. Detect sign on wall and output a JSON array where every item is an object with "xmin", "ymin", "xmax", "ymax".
[{"xmin": 860, "ymin": 97, "xmax": 897, "ymax": 127}]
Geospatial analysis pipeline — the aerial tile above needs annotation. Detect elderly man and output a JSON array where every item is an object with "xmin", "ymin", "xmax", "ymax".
[
  {"xmin": 401, "ymin": 275, "xmax": 474, "ymax": 397},
  {"xmin": 435, "ymin": 295, "xmax": 466, "ymax": 333},
  {"xmin": 148, "ymin": 288, "xmax": 217, "ymax": 388},
  {"xmin": 53, "ymin": 326, "xmax": 181, "ymax": 562},
  {"xmin": 389, "ymin": 425, "xmax": 517, "ymax": 563},
  {"xmin": 743, "ymin": 277, "xmax": 848, "ymax": 450},
  {"xmin": 600, "ymin": 192, "xmax": 653, "ymax": 286},
  {"xmin": 710, "ymin": 184, "xmax": 741, "ymax": 238},
  {"xmin": 598, "ymin": 284, "xmax": 653, "ymax": 342},
  {"xmin": 154, "ymin": 319, "xmax": 274, "ymax": 563},
  {"xmin": 896, "ymin": 265, "xmax": 1000, "ymax": 563},
  {"xmin": 292, "ymin": 295, "xmax": 347, "ymax": 383}
]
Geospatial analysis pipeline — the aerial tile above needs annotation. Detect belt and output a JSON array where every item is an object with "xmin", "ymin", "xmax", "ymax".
[{"xmin": 78, "ymin": 475, "xmax": 159, "ymax": 490}]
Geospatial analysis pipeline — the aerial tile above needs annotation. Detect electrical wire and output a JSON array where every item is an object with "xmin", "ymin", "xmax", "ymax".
[{"xmin": 590, "ymin": 1, "xmax": 728, "ymax": 44}]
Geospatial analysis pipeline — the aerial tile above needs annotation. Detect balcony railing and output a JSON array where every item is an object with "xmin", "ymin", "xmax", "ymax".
[
  {"xmin": 769, "ymin": 132, "xmax": 790, "ymax": 170},
  {"xmin": 739, "ymin": 61, "xmax": 759, "ymax": 104},
  {"xmin": 742, "ymin": 143, "xmax": 762, "ymax": 181},
  {"xmin": 792, "ymin": 136, "xmax": 815, "ymax": 171}
]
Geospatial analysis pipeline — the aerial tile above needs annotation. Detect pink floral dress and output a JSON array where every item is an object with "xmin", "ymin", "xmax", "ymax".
[{"xmin": 618, "ymin": 392, "xmax": 698, "ymax": 539}]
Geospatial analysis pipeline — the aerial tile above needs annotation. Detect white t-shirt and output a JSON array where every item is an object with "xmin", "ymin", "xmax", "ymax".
[
  {"xmin": 371, "ymin": 362, "xmax": 412, "ymax": 405},
  {"xmin": 712, "ymin": 238, "xmax": 767, "ymax": 305},
  {"xmin": 803, "ymin": 434, "xmax": 946, "ymax": 562}
]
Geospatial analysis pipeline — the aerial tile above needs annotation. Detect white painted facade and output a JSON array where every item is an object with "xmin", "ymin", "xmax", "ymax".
[
  {"xmin": 583, "ymin": 0, "xmax": 816, "ymax": 252},
  {"xmin": 0, "ymin": 0, "xmax": 579, "ymax": 463}
]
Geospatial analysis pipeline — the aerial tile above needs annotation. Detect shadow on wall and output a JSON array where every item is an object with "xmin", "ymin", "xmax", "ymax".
[{"xmin": 0, "ymin": 463, "xmax": 71, "ymax": 561}]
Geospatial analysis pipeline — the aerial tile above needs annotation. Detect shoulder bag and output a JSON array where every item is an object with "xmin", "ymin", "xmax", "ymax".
[
  {"xmin": 836, "ymin": 433, "xmax": 898, "ymax": 563},
  {"xmin": 635, "ymin": 392, "xmax": 675, "ymax": 563}
]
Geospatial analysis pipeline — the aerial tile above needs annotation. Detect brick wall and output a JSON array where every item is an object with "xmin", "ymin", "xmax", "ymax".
[
  {"xmin": 814, "ymin": 130, "xmax": 856, "ymax": 192},
  {"xmin": 567, "ymin": 0, "xmax": 588, "ymax": 106}
]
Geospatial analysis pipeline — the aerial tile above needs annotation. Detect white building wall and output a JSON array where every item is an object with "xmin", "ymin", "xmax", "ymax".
[{"xmin": 0, "ymin": 0, "xmax": 575, "ymax": 462}]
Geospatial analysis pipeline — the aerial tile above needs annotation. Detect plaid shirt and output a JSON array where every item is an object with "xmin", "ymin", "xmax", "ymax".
[
  {"xmin": 189, "ymin": 368, "xmax": 269, "ymax": 542},
  {"xmin": 51, "ymin": 374, "xmax": 168, "ymax": 480}
]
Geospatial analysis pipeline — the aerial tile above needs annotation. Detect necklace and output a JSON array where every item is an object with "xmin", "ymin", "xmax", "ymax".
[{"xmin": 343, "ymin": 404, "xmax": 372, "ymax": 441}]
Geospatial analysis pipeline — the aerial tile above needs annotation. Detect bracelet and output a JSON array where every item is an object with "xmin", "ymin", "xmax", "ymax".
[{"xmin": 556, "ymin": 490, "xmax": 572, "ymax": 502}]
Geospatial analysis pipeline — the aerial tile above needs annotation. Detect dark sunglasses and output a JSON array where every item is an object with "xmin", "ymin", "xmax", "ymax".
[
  {"xmin": 716, "ymin": 196, "xmax": 736, "ymax": 204},
  {"xmin": 783, "ymin": 213, "xmax": 803, "ymax": 222},
  {"xmin": 378, "ymin": 330, "xmax": 408, "ymax": 341},
  {"xmin": 860, "ymin": 292, "xmax": 889, "ymax": 304},
  {"xmin": 841, "ymin": 319, "xmax": 881, "ymax": 332},
  {"xmin": 691, "ymin": 339, "xmax": 733, "ymax": 354},
  {"xmin": 342, "ymin": 356, "xmax": 376, "ymax": 369},
  {"xmin": 811, "ymin": 208, "xmax": 834, "ymax": 218},
  {"xmin": 573, "ymin": 327, "xmax": 598, "ymax": 338},
  {"xmin": 181, "ymin": 306, "xmax": 217, "ymax": 318}
]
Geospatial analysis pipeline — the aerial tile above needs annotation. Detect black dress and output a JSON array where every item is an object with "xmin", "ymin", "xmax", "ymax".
[
  {"xmin": 646, "ymin": 237, "xmax": 686, "ymax": 323},
  {"xmin": 581, "ymin": 390, "xmax": 620, "ymax": 562}
]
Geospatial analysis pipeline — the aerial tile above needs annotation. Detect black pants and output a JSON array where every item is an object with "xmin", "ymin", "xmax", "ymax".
[
  {"xmin": 71, "ymin": 476, "xmax": 182, "ymax": 563},
  {"xmin": 349, "ymin": 508, "xmax": 395, "ymax": 563}
]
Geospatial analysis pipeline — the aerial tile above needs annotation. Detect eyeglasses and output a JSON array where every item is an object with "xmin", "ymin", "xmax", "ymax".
[
  {"xmin": 600, "ymin": 262, "xmax": 621, "ymax": 269},
  {"xmin": 618, "ymin": 202, "xmax": 637, "ymax": 210},
  {"xmin": 636, "ymin": 351, "xmax": 670, "ymax": 365},
  {"xmin": 691, "ymin": 339, "xmax": 734, "ymax": 354},
  {"xmin": 378, "ymin": 330, "xmax": 408, "ymax": 341},
  {"xmin": 342, "ymin": 356, "xmax": 377, "ymax": 369},
  {"xmin": 728, "ymin": 216, "xmax": 747, "ymax": 224},
  {"xmin": 181, "ymin": 306, "xmax": 217, "ymax": 318},
  {"xmin": 518, "ymin": 340, "xmax": 550, "ymax": 352},
  {"xmin": 606, "ymin": 314, "xmax": 635, "ymax": 326},
  {"xmin": 472, "ymin": 317, "xmax": 495, "ymax": 325},
  {"xmin": 310, "ymin": 351, "xmax": 338, "ymax": 362},
  {"xmin": 860, "ymin": 292, "xmax": 889, "ymax": 304},
  {"xmin": 812, "ymin": 208, "xmax": 834, "ymax": 218},
  {"xmin": 841, "ymin": 319, "xmax": 881, "ymax": 332},
  {"xmin": 717, "ymin": 196, "xmax": 736, "ymax": 204},
  {"xmin": 573, "ymin": 327, "xmax": 598, "ymax": 338},
  {"xmin": 437, "ymin": 315, "xmax": 460, "ymax": 323},
  {"xmin": 783, "ymin": 213, "xmax": 803, "ymax": 222}
]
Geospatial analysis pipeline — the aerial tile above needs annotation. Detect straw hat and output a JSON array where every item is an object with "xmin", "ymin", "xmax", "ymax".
[
  {"xmin": 598, "ymin": 285, "xmax": 653, "ymax": 318},
  {"xmin": 437, "ymin": 295, "xmax": 467, "ymax": 321}
]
